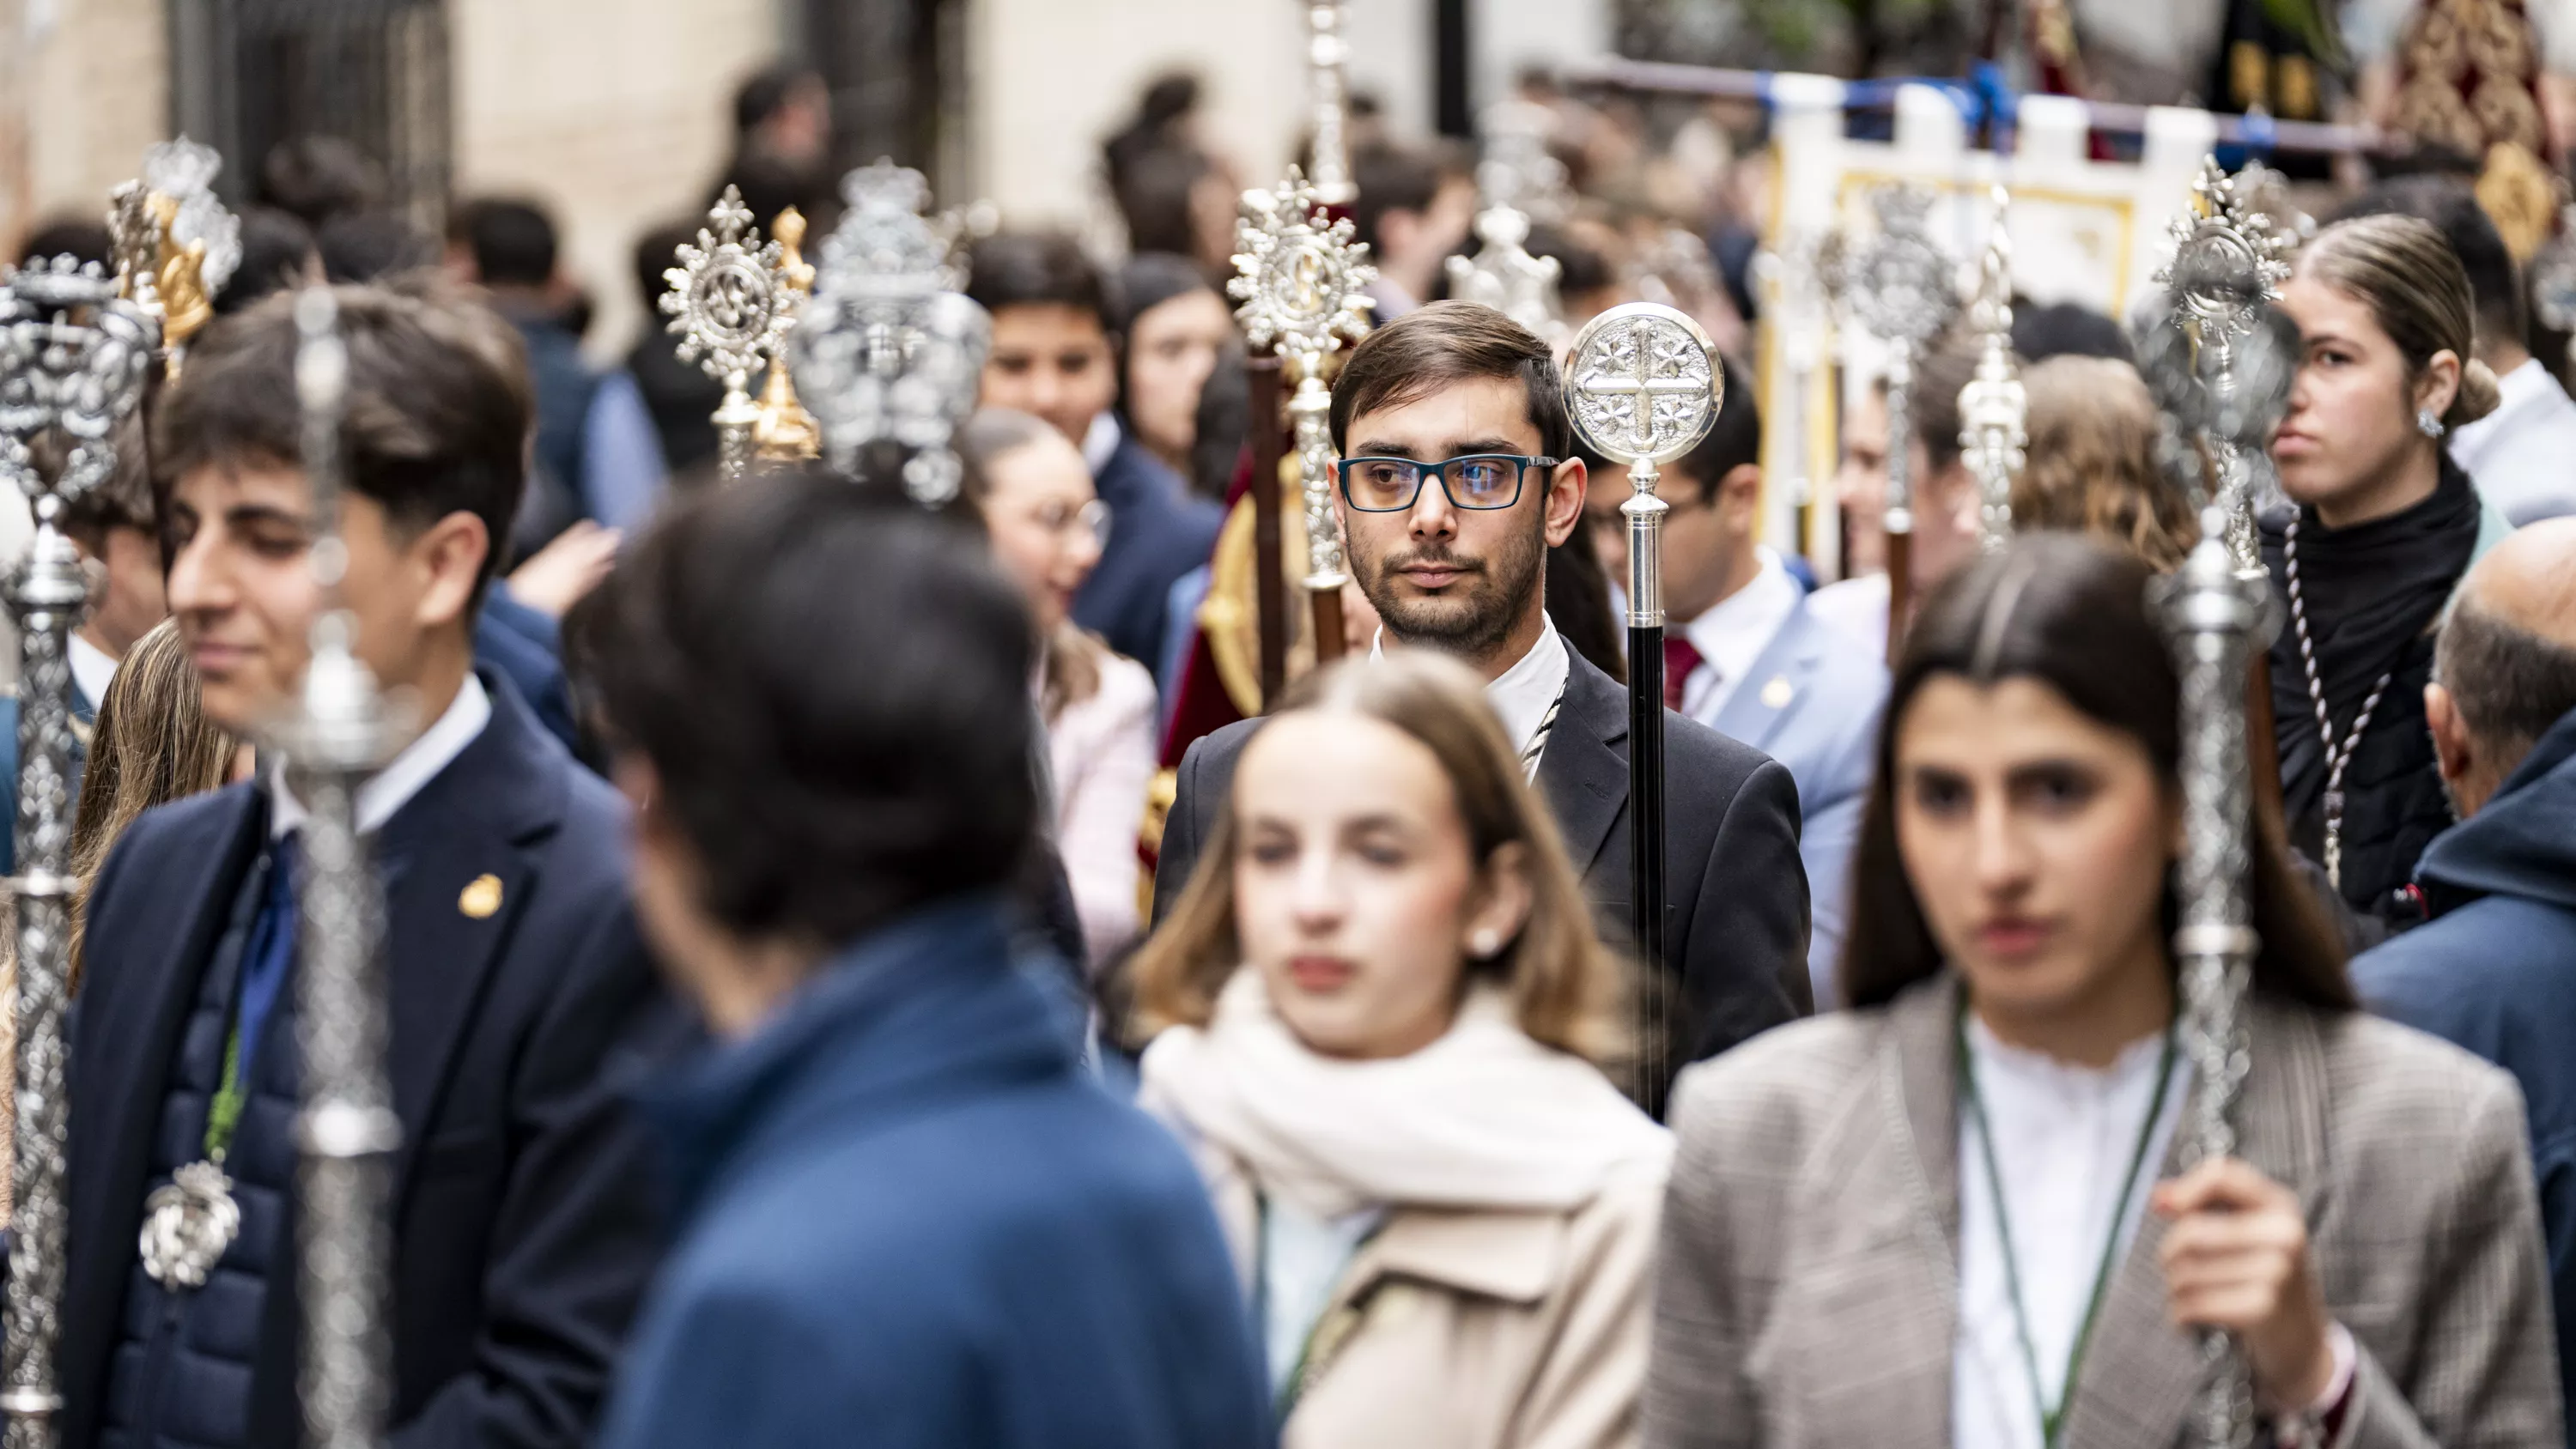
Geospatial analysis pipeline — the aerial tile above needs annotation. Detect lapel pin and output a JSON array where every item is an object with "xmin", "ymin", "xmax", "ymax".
[
  {"xmin": 459, "ymin": 873, "xmax": 503, "ymax": 919},
  {"xmin": 1760, "ymin": 676, "xmax": 1795, "ymax": 710}
]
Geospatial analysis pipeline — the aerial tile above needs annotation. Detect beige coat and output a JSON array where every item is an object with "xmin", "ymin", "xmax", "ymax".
[
  {"xmin": 1198, "ymin": 1149, "xmax": 1664, "ymax": 1449},
  {"xmin": 1648, "ymin": 973, "xmax": 2564, "ymax": 1449}
]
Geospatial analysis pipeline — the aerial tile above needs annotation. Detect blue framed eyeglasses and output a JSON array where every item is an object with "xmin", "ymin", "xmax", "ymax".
[{"xmin": 1334, "ymin": 453, "xmax": 1559, "ymax": 512}]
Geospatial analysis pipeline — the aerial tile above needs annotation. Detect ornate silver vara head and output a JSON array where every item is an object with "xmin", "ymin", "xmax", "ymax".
[
  {"xmin": 1562, "ymin": 302, "xmax": 1722, "ymax": 467},
  {"xmin": 2155, "ymin": 157, "xmax": 2291, "ymax": 343},
  {"xmin": 1229, "ymin": 168, "xmax": 1376, "ymax": 365},
  {"xmin": 1836, "ymin": 185, "xmax": 1960, "ymax": 349},
  {"xmin": 0, "ymin": 258, "xmax": 161, "ymax": 512},
  {"xmin": 660, "ymin": 186, "xmax": 792, "ymax": 391}
]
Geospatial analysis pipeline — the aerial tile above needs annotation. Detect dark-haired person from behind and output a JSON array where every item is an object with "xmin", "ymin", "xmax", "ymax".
[
  {"xmin": 1352, "ymin": 141, "xmax": 1478, "ymax": 321},
  {"xmin": 969, "ymin": 232, "xmax": 1222, "ymax": 678},
  {"xmin": 2353, "ymin": 517, "xmax": 2576, "ymax": 1432},
  {"xmin": 1648, "ymin": 533, "xmax": 2560, "ymax": 1449},
  {"xmin": 578, "ymin": 472, "xmax": 1269, "ymax": 1449},
  {"xmin": 1156, "ymin": 301, "xmax": 1814, "ymax": 1101},
  {"xmin": 59, "ymin": 279, "xmax": 673, "ymax": 1449}
]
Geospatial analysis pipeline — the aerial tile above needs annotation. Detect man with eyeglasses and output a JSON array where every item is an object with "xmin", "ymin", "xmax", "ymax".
[{"xmin": 1152, "ymin": 300, "xmax": 1813, "ymax": 1091}]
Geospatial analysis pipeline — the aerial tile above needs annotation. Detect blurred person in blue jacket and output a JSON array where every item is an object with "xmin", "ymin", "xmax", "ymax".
[
  {"xmin": 579, "ymin": 469, "xmax": 1270, "ymax": 1449},
  {"xmin": 2354, "ymin": 517, "xmax": 2576, "ymax": 1440}
]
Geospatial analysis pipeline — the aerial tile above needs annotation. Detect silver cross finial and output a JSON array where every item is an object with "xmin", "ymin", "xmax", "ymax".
[
  {"xmin": 661, "ymin": 185, "xmax": 792, "ymax": 482},
  {"xmin": 2154, "ymin": 155, "xmax": 2293, "ymax": 568}
]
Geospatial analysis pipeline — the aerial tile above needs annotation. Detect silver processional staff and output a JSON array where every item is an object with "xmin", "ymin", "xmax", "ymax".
[
  {"xmin": 277, "ymin": 287, "xmax": 408, "ymax": 1449},
  {"xmin": 1560, "ymin": 301, "xmax": 1722, "ymax": 1104},
  {"xmin": 662, "ymin": 186, "xmax": 793, "ymax": 486},
  {"xmin": 0, "ymin": 257, "xmax": 157, "ymax": 1449}
]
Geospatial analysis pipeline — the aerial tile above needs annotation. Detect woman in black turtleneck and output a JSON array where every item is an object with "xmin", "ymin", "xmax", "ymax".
[{"xmin": 2265, "ymin": 214, "xmax": 2507, "ymax": 930}]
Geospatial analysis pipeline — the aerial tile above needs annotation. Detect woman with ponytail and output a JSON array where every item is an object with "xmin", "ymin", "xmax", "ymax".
[{"xmin": 2264, "ymin": 214, "xmax": 2516, "ymax": 929}]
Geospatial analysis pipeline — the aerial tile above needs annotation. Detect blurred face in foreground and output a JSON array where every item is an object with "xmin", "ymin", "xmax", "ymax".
[
  {"xmin": 1893, "ymin": 674, "xmax": 2177, "ymax": 1057},
  {"xmin": 1230, "ymin": 709, "xmax": 1528, "ymax": 1060}
]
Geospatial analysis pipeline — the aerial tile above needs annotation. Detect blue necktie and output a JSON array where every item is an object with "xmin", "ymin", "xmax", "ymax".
[{"xmin": 234, "ymin": 833, "xmax": 300, "ymax": 1084}]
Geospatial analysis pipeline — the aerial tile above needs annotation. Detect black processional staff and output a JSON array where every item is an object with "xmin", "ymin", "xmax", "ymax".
[
  {"xmin": 0, "ymin": 255, "xmax": 157, "ymax": 1449},
  {"xmin": 1560, "ymin": 303, "xmax": 1722, "ymax": 1100}
]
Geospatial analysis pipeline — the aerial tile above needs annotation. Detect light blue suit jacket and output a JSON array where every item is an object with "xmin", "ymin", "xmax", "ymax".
[{"xmin": 1702, "ymin": 595, "xmax": 1887, "ymax": 1009}]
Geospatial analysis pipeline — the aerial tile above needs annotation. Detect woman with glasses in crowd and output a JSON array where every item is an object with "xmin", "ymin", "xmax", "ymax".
[
  {"xmin": 1645, "ymin": 534, "xmax": 2558, "ymax": 1449},
  {"xmin": 961, "ymin": 408, "xmax": 1157, "ymax": 969},
  {"xmin": 1133, "ymin": 651, "xmax": 1670, "ymax": 1448}
]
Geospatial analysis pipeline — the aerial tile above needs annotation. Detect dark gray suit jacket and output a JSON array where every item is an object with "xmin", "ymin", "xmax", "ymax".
[{"xmin": 1152, "ymin": 652, "xmax": 1813, "ymax": 1086}]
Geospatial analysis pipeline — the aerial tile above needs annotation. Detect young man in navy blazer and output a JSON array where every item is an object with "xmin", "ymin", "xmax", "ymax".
[{"xmin": 60, "ymin": 279, "xmax": 671, "ymax": 1449}]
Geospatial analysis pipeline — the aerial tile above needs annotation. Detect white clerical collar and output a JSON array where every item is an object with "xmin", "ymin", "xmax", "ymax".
[
  {"xmin": 270, "ymin": 671, "xmax": 492, "ymax": 840},
  {"xmin": 68, "ymin": 634, "xmax": 118, "ymax": 714},
  {"xmin": 1370, "ymin": 617, "xmax": 1571, "ymax": 761},
  {"xmin": 1080, "ymin": 410, "xmax": 1121, "ymax": 475}
]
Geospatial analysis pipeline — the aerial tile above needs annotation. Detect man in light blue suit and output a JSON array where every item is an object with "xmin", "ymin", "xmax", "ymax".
[{"xmin": 1592, "ymin": 355, "xmax": 1886, "ymax": 1006}]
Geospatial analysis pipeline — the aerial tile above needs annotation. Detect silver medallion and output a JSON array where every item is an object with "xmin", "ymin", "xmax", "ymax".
[{"xmin": 138, "ymin": 1160, "xmax": 241, "ymax": 1290}]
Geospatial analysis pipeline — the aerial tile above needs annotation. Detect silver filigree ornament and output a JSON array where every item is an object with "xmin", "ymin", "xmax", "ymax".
[
  {"xmin": 1564, "ymin": 303, "xmax": 1723, "ymax": 630},
  {"xmin": 1445, "ymin": 206, "xmax": 1563, "ymax": 348},
  {"xmin": 1476, "ymin": 99, "xmax": 1571, "ymax": 223},
  {"xmin": 140, "ymin": 136, "xmax": 242, "ymax": 299},
  {"xmin": 2154, "ymin": 157, "xmax": 2292, "ymax": 572},
  {"xmin": 1230, "ymin": 168, "xmax": 1376, "ymax": 591},
  {"xmin": 2152, "ymin": 510, "xmax": 2281, "ymax": 1449},
  {"xmin": 791, "ymin": 161, "xmax": 991, "ymax": 505},
  {"xmin": 1752, "ymin": 230, "xmax": 1831, "ymax": 511},
  {"xmin": 661, "ymin": 187, "xmax": 792, "ymax": 484},
  {"xmin": 0, "ymin": 256, "xmax": 159, "ymax": 1440},
  {"xmin": 1832, "ymin": 185, "xmax": 1961, "ymax": 534},
  {"xmin": 1303, "ymin": 1, "xmax": 1357, "ymax": 206},
  {"xmin": 1959, "ymin": 190, "xmax": 2026, "ymax": 552}
]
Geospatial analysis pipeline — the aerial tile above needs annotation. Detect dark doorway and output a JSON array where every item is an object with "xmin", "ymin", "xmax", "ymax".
[
  {"xmin": 793, "ymin": 0, "xmax": 974, "ymax": 201},
  {"xmin": 167, "ymin": 0, "xmax": 452, "ymax": 229}
]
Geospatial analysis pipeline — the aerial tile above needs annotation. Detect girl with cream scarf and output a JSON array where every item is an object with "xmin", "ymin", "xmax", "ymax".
[{"xmin": 1133, "ymin": 652, "xmax": 1670, "ymax": 1449}]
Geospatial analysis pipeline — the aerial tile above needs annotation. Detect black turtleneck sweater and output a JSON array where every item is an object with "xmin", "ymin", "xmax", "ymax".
[{"xmin": 2259, "ymin": 455, "xmax": 2484, "ymax": 927}]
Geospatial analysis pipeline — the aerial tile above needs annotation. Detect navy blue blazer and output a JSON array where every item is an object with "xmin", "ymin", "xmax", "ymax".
[
  {"xmin": 596, "ymin": 895, "xmax": 1270, "ymax": 1449},
  {"xmin": 1072, "ymin": 431, "xmax": 1223, "ymax": 676},
  {"xmin": 1699, "ymin": 596, "xmax": 1888, "ymax": 1009},
  {"xmin": 59, "ymin": 673, "xmax": 677, "ymax": 1449}
]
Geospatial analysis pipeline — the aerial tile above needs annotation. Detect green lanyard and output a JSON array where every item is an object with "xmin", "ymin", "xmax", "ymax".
[
  {"xmin": 1955, "ymin": 1003, "xmax": 2178, "ymax": 1449},
  {"xmin": 202, "ymin": 1028, "xmax": 249, "ymax": 1164}
]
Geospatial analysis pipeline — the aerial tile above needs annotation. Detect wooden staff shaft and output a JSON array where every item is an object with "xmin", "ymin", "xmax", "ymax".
[{"xmin": 1249, "ymin": 355, "xmax": 1288, "ymax": 708}]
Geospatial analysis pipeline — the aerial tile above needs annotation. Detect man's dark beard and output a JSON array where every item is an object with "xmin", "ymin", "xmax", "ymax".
[{"xmin": 1353, "ymin": 510, "xmax": 1549, "ymax": 664}]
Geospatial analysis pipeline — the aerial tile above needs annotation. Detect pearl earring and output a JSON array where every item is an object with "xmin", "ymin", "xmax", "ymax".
[
  {"xmin": 2417, "ymin": 407, "xmax": 2445, "ymax": 439},
  {"xmin": 1470, "ymin": 931, "xmax": 1502, "ymax": 959}
]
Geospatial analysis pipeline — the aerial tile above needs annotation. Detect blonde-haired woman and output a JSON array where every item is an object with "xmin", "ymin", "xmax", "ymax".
[
  {"xmin": 1133, "ymin": 651, "xmax": 1668, "ymax": 1449},
  {"xmin": 0, "ymin": 620, "xmax": 246, "ymax": 1222},
  {"xmin": 2014, "ymin": 355, "xmax": 2199, "ymax": 573},
  {"xmin": 2264, "ymin": 213, "xmax": 2513, "ymax": 928},
  {"xmin": 958, "ymin": 408, "xmax": 1159, "ymax": 967}
]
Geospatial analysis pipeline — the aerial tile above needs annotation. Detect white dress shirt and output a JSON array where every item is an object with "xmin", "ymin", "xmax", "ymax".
[
  {"xmin": 1259, "ymin": 1197, "xmax": 1385, "ymax": 1395},
  {"xmin": 1081, "ymin": 409, "xmax": 1121, "ymax": 475},
  {"xmin": 1953, "ymin": 1017, "xmax": 2190, "ymax": 1449},
  {"xmin": 270, "ymin": 672, "xmax": 492, "ymax": 840},
  {"xmin": 69, "ymin": 634, "xmax": 118, "ymax": 715},
  {"xmin": 2447, "ymin": 358, "xmax": 2576, "ymax": 525},
  {"xmin": 1675, "ymin": 547, "xmax": 1801, "ymax": 721},
  {"xmin": 1377, "ymin": 619, "xmax": 1571, "ymax": 765}
]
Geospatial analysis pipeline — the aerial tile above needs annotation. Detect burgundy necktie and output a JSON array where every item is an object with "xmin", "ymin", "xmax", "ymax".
[{"xmin": 1662, "ymin": 636, "xmax": 1704, "ymax": 713}]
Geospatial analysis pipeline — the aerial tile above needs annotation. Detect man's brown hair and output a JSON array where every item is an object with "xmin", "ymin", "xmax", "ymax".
[
  {"xmin": 1328, "ymin": 300, "xmax": 1573, "ymax": 461},
  {"xmin": 151, "ymin": 276, "xmax": 532, "ymax": 594}
]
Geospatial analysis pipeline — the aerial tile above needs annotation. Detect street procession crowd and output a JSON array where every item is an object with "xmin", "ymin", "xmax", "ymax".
[{"xmin": 17, "ymin": 12, "xmax": 2576, "ymax": 1449}]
